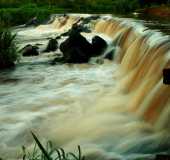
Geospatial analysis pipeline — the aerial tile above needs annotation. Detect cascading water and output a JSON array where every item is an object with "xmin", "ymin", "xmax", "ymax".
[{"xmin": 0, "ymin": 14, "xmax": 170, "ymax": 160}]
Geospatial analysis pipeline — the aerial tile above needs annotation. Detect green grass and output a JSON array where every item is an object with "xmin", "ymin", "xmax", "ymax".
[
  {"xmin": 22, "ymin": 132, "xmax": 85, "ymax": 160},
  {"xmin": 0, "ymin": 28, "xmax": 19, "ymax": 69}
]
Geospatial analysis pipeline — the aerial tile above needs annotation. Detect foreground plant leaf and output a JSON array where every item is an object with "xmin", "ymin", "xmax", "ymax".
[{"xmin": 31, "ymin": 132, "xmax": 52, "ymax": 160}]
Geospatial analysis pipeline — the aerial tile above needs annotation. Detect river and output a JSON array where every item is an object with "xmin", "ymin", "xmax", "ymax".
[{"xmin": 0, "ymin": 14, "xmax": 170, "ymax": 160}]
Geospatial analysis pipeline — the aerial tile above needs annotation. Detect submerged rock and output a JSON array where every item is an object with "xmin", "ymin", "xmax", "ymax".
[
  {"xmin": 104, "ymin": 50, "xmax": 114, "ymax": 60},
  {"xmin": 89, "ymin": 57, "xmax": 104, "ymax": 64},
  {"xmin": 55, "ymin": 35, "xmax": 62, "ymax": 39},
  {"xmin": 44, "ymin": 38, "xmax": 58, "ymax": 52},
  {"xmin": 103, "ymin": 46, "xmax": 117, "ymax": 60},
  {"xmin": 22, "ymin": 44, "xmax": 39, "ymax": 57}
]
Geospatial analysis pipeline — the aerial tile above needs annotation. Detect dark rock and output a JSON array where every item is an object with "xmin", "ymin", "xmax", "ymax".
[
  {"xmin": 81, "ymin": 16, "xmax": 100, "ymax": 25},
  {"xmin": 35, "ymin": 43, "xmax": 43, "ymax": 46},
  {"xmin": 57, "ymin": 22, "xmax": 91, "ymax": 39},
  {"xmin": 104, "ymin": 50, "xmax": 114, "ymax": 60},
  {"xmin": 22, "ymin": 44, "xmax": 39, "ymax": 57},
  {"xmin": 59, "ymin": 31, "xmax": 69, "ymax": 37},
  {"xmin": 55, "ymin": 35, "xmax": 62, "ymax": 39},
  {"xmin": 0, "ymin": 61, "xmax": 15, "ymax": 70},
  {"xmin": 58, "ymin": 25, "xmax": 93, "ymax": 63},
  {"xmin": 92, "ymin": 36, "xmax": 107, "ymax": 56},
  {"xmin": 77, "ymin": 24, "xmax": 91, "ymax": 33},
  {"xmin": 54, "ymin": 24, "xmax": 108, "ymax": 64},
  {"xmin": 155, "ymin": 154, "xmax": 170, "ymax": 160},
  {"xmin": 59, "ymin": 36, "xmax": 92, "ymax": 63},
  {"xmin": 44, "ymin": 38, "xmax": 58, "ymax": 52},
  {"xmin": 72, "ymin": 21, "xmax": 91, "ymax": 33},
  {"xmin": 90, "ymin": 15, "xmax": 100, "ymax": 20},
  {"xmin": 103, "ymin": 46, "xmax": 116, "ymax": 60}
]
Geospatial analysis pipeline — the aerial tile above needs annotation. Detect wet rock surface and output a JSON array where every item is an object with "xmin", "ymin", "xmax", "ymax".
[
  {"xmin": 53, "ymin": 24, "xmax": 108, "ymax": 64},
  {"xmin": 22, "ymin": 44, "xmax": 39, "ymax": 57},
  {"xmin": 0, "ymin": 61, "xmax": 15, "ymax": 70},
  {"xmin": 44, "ymin": 38, "xmax": 58, "ymax": 52},
  {"xmin": 91, "ymin": 36, "xmax": 107, "ymax": 56},
  {"xmin": 58, "ymin": 26, "xmax": 93, "ymax": 63}
]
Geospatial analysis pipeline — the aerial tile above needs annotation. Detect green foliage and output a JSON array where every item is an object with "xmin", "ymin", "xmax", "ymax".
[
  {"xmin": 22, "ymin": 132, "xmax": 85, "ymax": 160},
  {"xmin": 0, "ymin": 4, "xmax": 67, "ymax": 27},
  {"xmin": 0, "ymin": 0, "xmax": 142, "ymax": 28},
  {"xmin": 112, "ymin": 0, "xmax": 140, "ymax": 14},
  {"xmin": 0, "ymin": 28, "xmax": 19, "ymax": 69}
]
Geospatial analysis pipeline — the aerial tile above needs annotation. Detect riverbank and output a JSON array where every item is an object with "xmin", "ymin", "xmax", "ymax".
[
  {"xmin": 0, "ymin": 0, "xmax": 140, "ymax": 27},
  {"xmin": 138, "ymin": 5, "xmax": 170, "ymax": 20},
  {"xmin": 0, "ymin": 4, "xmax": 67, "ymax": 28},
  {"xmin": 1, "ymin": 1, "xmax": 170, "ymax": 28}
]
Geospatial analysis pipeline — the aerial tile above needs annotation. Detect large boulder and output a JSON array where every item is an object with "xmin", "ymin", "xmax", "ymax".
[
  {"xmin": 59, "ymin": 25, "xmax": 93, "ymax": 63},
  {"xmin": 22, "ymin": 44, "xmax": 39, "ymax": 57},
  {"xmin": 91, "ymin": 36, "xmax": 107, "ymax": 56},
  {"xmin": 44, "ymin": 38, "xmax": 58, "ymax": 52},
  {"xmin": 54, "ymin": 24, "xmax": 108, "ymax": 64}
]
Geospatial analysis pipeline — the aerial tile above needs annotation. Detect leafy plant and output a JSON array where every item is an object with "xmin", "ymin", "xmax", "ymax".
[
  {"xmin": 22, "ymin": 132, "xmax": 85, "ymax": 160},
  {"xmin": 0, "ymin": 28, "xmax": 19, "ymax": 69}
]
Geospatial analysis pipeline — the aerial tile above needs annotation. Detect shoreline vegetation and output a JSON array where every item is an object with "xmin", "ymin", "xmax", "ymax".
[
  {"xmin": 0, "ymin": 0, "xmax": 170, "ymax": 28},
  {"xmin": 138, "ymin": 5, "xmax": 170, "ymax": 19},
  {"xmin": 0, "ymin": 0, "xmax": 138, "ymax": 28},
  {"xmin": 0, "ymin": 28, "xmax": 18, "ymax": 69}
]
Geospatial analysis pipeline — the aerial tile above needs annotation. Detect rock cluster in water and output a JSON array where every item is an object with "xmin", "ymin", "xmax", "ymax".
[
  {"xmin": 22, "ymin": 44, "xmax": 39, "ymax": 56},
  {"xmin": 54, "ymin": 23, "xmax": 107, "ymax": 63},
  {"xmin": 21, "ymin": 15, "xmax": 115, "ymax": 64}
]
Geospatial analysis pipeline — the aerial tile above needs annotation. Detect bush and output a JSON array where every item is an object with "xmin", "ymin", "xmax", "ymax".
[{"xmin": 0, "ymin": 28, "xmax": 19, "ymax": 69}]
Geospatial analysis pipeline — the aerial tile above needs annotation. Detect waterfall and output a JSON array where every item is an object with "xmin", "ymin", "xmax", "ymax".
[
  {"xmin": 94, "ymin": 18, "xmax": 170, "ymax": 130},
  {"xmin": 0, "ymin": 15, "xmax": 170, "ymax": 160}
]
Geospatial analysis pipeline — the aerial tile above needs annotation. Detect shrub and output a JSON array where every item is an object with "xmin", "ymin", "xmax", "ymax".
[{"xmin": 0, "ymin": 28, "xmax": 18, "ymax": 69}]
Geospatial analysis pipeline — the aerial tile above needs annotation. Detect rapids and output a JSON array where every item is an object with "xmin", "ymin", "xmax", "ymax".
[{"xmin": 0, "ymin": 14, "xmax": 170, "ymax": 160}]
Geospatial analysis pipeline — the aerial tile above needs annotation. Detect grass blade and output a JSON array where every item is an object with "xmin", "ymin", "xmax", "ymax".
[{"xmin": 31, "ymin": 132, "xmax": 52, "ymax": 160}]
